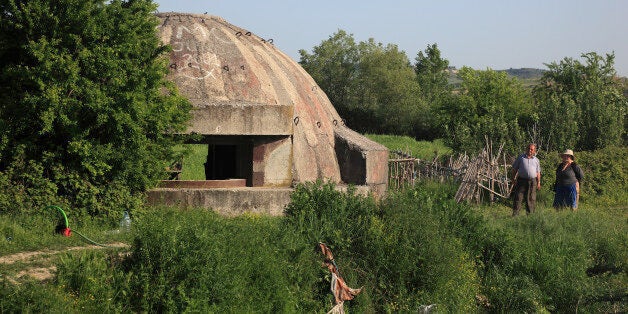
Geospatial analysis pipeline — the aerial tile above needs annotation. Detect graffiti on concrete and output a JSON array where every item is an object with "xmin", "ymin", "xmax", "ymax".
[{"xmin": 169, "ymin": 24, "xmax": 233, "ymax": 80}]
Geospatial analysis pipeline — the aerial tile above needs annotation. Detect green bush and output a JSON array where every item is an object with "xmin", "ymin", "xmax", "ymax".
[
  {"xmin": 0, "ymin": 157, "xmax": 63, "ymax": 215},
  {"xmin": 369, "ymin": 185, "xmax": 480, "ymax": 312},
  {"xmin": 539, "ymin": 146, "xmax": 628, "ymax": 207},
  {"xmin": 125, "ymin": 210, "xmax": 319, "ymax": 313},
  {"xmin": 285, "ymin": 181, "xmax": 481, "ymax": 312},
  {"xmin": 1, "ymin": 181, "xmax": 625, "ymax": 313},
  {"xmin": 0, "ymin": 0, "xmax": 191, "ymax": 221}
]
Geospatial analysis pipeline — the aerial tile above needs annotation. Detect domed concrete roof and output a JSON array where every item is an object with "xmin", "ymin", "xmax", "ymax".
[
  {"xmin": 155, "ymin": 13, "xmax": 388, "ymax": 189},
  {"xmin": 156, "ymin": 12, "xmax": 347, "ymax": 183}
]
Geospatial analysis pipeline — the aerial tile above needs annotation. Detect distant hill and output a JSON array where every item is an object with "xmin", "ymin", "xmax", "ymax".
[
  {"xmin": 446, "ymin": 67, "xmax": 546, "ymax": 88},
  {"xmin": 499, "ymin": 68, "xmax": 546, "ymax": 80}
]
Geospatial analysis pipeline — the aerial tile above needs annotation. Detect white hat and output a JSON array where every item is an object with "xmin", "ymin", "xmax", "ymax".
[{"xmin": 560, "ymin": 149, "xmax": 575, "ymax": 160}]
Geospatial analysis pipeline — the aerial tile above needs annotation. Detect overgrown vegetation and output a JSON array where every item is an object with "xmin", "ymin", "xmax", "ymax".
[
  {"xmin": 0, "ymin": 0, "xmax": 191, "ymax": 220},
  {"xmin": 1, "ymin": 181, "xmax": 625, "ymax": 312},
  {"xmin": 300, "ymin": 31, "xmax": 626, "ymax": 154},
  {"xmin": 0, "ymin": 2, "xmax": 626, "ymax": 312},
  {"xmin": 440, "ymin": 67, "xmax": 535, "ymax": 153},
  {"xmin": 534, "ymin": 53, "xmax": 627, "ymax": 151}
]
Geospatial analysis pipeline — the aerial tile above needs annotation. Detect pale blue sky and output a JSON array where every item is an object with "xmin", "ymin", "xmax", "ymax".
[{"xmin": 154, "ymin": 0, "xmax": 627, "ymax": 76}]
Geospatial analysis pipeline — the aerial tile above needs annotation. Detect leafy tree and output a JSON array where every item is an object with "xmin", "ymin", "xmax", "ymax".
[
  {"xmin": 415, "ymin": 43, "xmax": 450, "ymax": 103},
  {"xmin": 441, "ymin": 67, "xmax": 534, "ymax": 153},
  {"xmin": 534, "ymin": 52, "xmax": 627, "ymax": 151},
  {"xmin": 414, "ymin": 43, "xmax": 452, "ymax": 139},
  {"xmin": 352, "ymin": 39, "xmax": 422, "ymax": 135},
  {"xmin": 299, "ymin": 30, "xmax": 424, "ymax": 136},
  {"xmin": 0, "ymin": 0, "xmax": 191, "ymax": 217},
  {"xmin": 298, "ymin": 30, "xmax": 359, "ymax": 124}
]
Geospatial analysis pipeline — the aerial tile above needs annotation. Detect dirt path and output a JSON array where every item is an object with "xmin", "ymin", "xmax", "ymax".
[
  {"xmin": 0, "ymin": 242, "xmax": 129, "ymax": 283},
  {"xmin": 0, "ymin": 242, "xmax": 129, "ymax": 265}
]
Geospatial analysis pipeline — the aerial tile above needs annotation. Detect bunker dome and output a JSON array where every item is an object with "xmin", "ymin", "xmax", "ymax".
[{"xmin": 148, "ymin": 13, "xmax": 388, "ymax": 214}]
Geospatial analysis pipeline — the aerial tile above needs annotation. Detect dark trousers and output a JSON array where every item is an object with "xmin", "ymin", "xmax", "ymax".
[{"xmin": 513, "ymin": 178, "xmax": 537, "ymax": 215}]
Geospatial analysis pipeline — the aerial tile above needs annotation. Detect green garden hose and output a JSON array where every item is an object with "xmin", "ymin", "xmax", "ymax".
[
  {"xmin": 44, "ymin": 205, "xmax": 116, "ymax": 248},
  {"xmin": 45, "ymin": 205, "xmax": 69, "ymax": 229},
  {"xmin": 72, "ymin": 229, "xmax": 114, "ymax": 248}
]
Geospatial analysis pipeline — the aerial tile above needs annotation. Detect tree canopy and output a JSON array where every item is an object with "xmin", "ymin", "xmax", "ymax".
[
  {"xmin": 415, "ymin": 43, "xmax": 451, "ymax": 104},
  {"xmin": 299, "ymin": 31, "xmax": 426, "ymax": 137},
  {"xmin": 440, "ymin": 67, "xmax": 534, "ymax": 153},
  {"xmin": 534, "ymin": 52, "xmax": 627, "ymax": 151},
  {"xmin": 0, "ymin": 0, "xmax": 191, "ymax": 216},
  {"xmin": 300, "ymin": 29, "xmax": 626, "ymax": 155}
]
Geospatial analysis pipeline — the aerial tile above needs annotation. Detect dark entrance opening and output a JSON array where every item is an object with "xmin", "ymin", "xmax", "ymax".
[{"xmin": 205, "ymin": 144, "xmax": 237, "ymax": 180}]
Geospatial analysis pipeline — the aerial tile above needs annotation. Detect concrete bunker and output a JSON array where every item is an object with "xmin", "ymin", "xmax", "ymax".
[{"xmin": 147, "ymin": 13, "xmax": 388, "ymax": 215}]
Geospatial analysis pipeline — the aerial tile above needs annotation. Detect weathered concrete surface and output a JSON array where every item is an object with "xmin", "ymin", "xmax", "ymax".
[
  {"xmin": 252, "ymin": 137, "xmax": 292, "ymax": 187},
  {"xmin": 334, "ymin": 126, "xmax": 389, "ymax": 197},
  {"xmin": 156, "ymin": 13, "xmax": 344, "ymax": 184},
  {"xmin": 146, "ymin": 185, "xmax": 374, "ymax": 216},
  {"xmin": 189, "ymin": 103, "xmax": 293, "ymax": 135},
  {"xmin": 151, "ymin": 13, "xmax": 389, "ymax": 211},
  {"xmin": 147, "ymin": 187, "xmax": 293, "ymax": 216},
  {"xmin": 159, "ymin": 179, "xmax": 246, "ymax": 188}
]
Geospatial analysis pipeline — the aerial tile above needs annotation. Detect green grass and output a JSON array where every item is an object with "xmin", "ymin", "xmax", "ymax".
[
  {"xmin": 1, "ymin": 182, "xmax": 626, "ymax": 313},
  {"xmin": 173, "ymin": 144, "xmax": 207, "ymax": 180},
  {"xmin": 0, "ymin": 210, "xmax": 132, "ymax": 256},
  {"xmin": 365, "ymin": 134, "xmax": 452, "ymax": 160}
]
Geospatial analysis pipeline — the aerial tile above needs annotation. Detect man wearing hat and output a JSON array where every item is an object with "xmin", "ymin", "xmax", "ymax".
[
  {"xmin": 553, "ymin": 149, "xmax": 584, "ymax": 210},
  {"xmin": 511, "ymin": 143, "xmax": 542, "ymax": 216}
]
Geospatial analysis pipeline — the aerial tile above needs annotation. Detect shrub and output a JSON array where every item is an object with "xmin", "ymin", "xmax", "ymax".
[
  {"xmin": 0, "ymin": 0, "xmax": 191, "ymax": 221},
  {"xmin": 284, "ymin": 181, "xmax": 481, "ymax": 312},
  {"xmin": 126, "ymin": 209, "xmax": 318, "ymax": 313},
  {"xmin": 369, "ymin": 185, "xmax": 481, "ymax": 312}
]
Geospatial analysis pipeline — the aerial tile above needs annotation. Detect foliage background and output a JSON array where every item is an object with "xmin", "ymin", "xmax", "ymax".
[
  {"xmin": 0, "ymin": 0, "xmax": 191, "ymax": 220},
  {"xmin": 300, "ymin": 30, "xmax": 627, "ymax": 155}
]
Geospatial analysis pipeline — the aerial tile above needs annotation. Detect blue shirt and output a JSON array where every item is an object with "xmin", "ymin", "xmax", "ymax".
[{"xmin": 512, "ymin": 154, "xmax": 541, "ymax": 179}]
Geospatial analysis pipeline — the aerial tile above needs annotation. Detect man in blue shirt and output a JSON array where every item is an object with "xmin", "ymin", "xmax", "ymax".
[{"xmin": 511, "ymin": 143, "xmax": 541, "ymax": 216}]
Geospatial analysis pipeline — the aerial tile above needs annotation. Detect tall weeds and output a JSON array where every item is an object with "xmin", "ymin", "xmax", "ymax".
[{"xmin": 1, "ymin": 181, "xmax": 625, "ymax": 312}]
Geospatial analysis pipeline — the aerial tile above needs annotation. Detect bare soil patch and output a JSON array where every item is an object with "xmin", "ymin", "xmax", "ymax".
[
  {"xmin": 0, "ymin": 242, "xmax": 129, "ymax": 283},
  {"xmin": 0, "ymin": 242, "xmax": 129, "ymax": 265}
]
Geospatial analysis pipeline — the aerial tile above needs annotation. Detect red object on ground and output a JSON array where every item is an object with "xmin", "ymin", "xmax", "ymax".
[{"xmin": 61, "ymin": 228, "xmax": 72, "ymax": 237}]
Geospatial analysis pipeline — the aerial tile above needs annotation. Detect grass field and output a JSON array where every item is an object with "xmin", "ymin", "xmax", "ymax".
[
  {"xmin": 2, "ymin": 136, "xmax": 625, "ymax": 312},
  {"xmin": 173, "ymin": 144, "xmax": 207, "ymax": 180},
  {"xmin": 1, "ymin": 182, "xmax": 625, "ymax": 313},
  {"xmin": 365, "ymin": 134, "xmax": 452, "ymax": 160}
]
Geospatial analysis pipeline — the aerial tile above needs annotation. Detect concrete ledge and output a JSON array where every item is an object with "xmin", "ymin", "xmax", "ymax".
[
  {"xmin": 158, "ymin": 179, "xmax": 246, "ymax": 188},
  {"xmin": 334, "ymin": 126, "xmax": 389, "ymax": 198},
  {"xmin": 147, "ymin": 187, "xmax": 293, "ymax": 216},
  {"xmin": 188, "ymin": 103, "xmax": 293, "ymax": 135},
  {"xmin": 146, "ymin": 184, "xmax": 377, "ymax": 216}
]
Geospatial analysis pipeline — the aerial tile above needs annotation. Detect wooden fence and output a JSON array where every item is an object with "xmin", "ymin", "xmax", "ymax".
[
  {"xmin": 388, "ymin": 151, "xmax": 468, "ymax": 188},
  {"xmin": 388, "ymin": 141, "xmax": 512, "ymax": 204}
]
